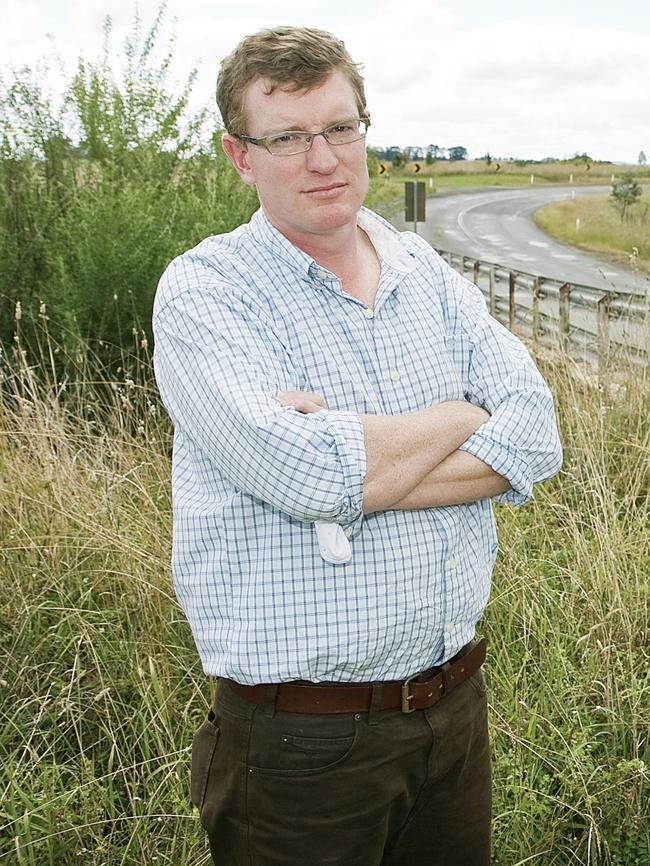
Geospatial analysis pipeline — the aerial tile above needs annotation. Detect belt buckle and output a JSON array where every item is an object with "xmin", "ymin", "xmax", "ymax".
[{"xmin": 401, "ymin": 672, "xmax": 419, "ymax": 713}]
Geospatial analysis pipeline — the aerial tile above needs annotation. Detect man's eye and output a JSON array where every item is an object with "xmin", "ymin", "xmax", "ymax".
[
  {"xmin": 329, "ymin": 123, "xmax": 354, "ymax": 134},
  {"xmin": 271, "ymin": 132, "xmax": 304, "ymax": 145}
]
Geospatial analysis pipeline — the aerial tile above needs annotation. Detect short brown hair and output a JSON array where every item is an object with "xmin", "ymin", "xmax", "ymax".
[{"xmin": 216, "ymin": 26, "xmax": 366, "ymax": 136}]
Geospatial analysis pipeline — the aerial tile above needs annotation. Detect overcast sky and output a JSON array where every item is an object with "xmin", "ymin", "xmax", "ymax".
[{"xmin": 2, "ymin": 0, "xmax": 649, "ymax": 163}]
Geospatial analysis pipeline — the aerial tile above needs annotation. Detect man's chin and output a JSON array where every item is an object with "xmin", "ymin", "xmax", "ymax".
[{"xmin": 305, "ymin": 199, "xmax": 363, "ymax": 232}]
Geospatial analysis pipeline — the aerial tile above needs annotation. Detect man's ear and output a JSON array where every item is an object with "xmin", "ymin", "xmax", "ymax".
[{"xmin": 222, "ymin": 134, "xmax": 256, "ymax": 185}]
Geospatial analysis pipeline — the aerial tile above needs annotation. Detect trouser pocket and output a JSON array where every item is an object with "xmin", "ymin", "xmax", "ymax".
[{"xmin": 190, "ymin": 710, "xmax": 220, "ymax": 812}]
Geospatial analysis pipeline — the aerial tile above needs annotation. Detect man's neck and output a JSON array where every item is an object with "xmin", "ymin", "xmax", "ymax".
[
  {"xmin": 267, "ymin": 212, "xmax": 380, "ymax": 305},
  {"xmin": 273, "ymin": 216, "xmax": 361, "ymax": 272}
]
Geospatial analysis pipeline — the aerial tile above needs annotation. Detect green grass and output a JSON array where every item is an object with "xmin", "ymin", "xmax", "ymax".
[
  {"xmin": 534, "ymin": 193, "xmax": 650, "ymax": 275},
  {"xmin": 1, "ymin": 331, "xmax": 648, "ymax": 865}
]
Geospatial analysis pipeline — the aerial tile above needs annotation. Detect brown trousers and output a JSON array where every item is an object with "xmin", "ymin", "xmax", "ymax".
[{"xmin": 191, "ymin": 665, "xmax": 491, "ymax": 866}]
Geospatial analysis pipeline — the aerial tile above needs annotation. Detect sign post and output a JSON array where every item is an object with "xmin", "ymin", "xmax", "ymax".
[{"xmin": 405, "ymin": 181, "xmax": 426, "ymax": 233}]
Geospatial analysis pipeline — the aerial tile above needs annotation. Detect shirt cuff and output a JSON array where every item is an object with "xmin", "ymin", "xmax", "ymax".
[
  {"xmin": 459, "ymin": 430, "xmax": 532, "ymax": 507},
  {"xmin": 318, "ymin": 409, "xmax": 367, "ymax": 536}
]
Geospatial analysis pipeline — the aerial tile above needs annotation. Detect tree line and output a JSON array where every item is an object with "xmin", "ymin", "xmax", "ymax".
[{"xmin": 372, "ymin": 144, "xmax": 468, "ymax": 167}]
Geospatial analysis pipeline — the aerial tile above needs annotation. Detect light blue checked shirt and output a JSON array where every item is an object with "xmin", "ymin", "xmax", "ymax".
[{"xmin": 153, "ymin": 207, "xmax": 562, "ymax": 684}]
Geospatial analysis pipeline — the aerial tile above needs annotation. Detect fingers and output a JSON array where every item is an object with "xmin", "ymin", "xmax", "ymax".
[{"xmin": 276, "ymin": 390, "xmax": 328, "ymax": 413}]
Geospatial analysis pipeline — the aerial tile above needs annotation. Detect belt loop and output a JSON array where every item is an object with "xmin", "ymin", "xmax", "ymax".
[
  {"xmin": 263, "ymin": 684, "xmax": 279, "ymax": 718},
  {"xmin": 367, "ymin": 682, "xmax": 384, "ymax": 726}
]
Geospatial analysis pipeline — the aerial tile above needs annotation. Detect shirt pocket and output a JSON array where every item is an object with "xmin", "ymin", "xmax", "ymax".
[
  {"xmin": 287, "ymin": 321, "xmax": 381, "ymax": 415},
  {"xmin": 302, "ymin": 365, "xmax": 381, "ymax": 415},
  {"xmin": 403, "ymin": 333, "xmax": 470, "ymax": 408}
]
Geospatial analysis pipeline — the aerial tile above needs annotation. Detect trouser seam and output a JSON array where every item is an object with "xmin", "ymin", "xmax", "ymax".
[{"xmin": 242, "ymin": 705, "xmax": 255, "ymax": 864}]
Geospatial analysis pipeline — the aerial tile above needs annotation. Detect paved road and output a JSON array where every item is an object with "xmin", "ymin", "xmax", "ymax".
[{"xmin": 391, "ymin": 185, "xmax": 648, "ymax": 295}]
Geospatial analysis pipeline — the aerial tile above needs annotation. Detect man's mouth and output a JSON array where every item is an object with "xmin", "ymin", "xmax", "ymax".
[{"xmin": 304, "ymin": 183, "xmax": 347, "ymax": 195}]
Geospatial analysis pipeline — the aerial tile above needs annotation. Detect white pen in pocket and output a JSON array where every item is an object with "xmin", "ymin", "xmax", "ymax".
[{"xmin": 314, "ymin": 521, "xmax": 352, "ymax": 565}]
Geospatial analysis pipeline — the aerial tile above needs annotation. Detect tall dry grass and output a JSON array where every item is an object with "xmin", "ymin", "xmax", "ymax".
[{"xmin": 1, "ymin": 321, "xmax": 648, "ymax": 865}]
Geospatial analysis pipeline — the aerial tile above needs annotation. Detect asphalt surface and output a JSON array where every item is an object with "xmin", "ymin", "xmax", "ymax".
[{"xmin": 391, "ymin": 185, "xmax": 649, "ymax": 295}]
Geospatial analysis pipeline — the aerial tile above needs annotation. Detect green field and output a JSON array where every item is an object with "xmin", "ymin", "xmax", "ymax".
[
  {"xmin": 368, "ymin": 156, "xmax": 650, "ymax": 202},
  {"xmin": 534, "ymin": 193, "xmax": 650, "ymax": 275}
]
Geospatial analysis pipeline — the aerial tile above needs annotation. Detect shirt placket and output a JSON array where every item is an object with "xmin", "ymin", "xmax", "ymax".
[
  {"xmin": 311, "ymin": 265, "xmax": 385, "ymax": 414},
  {"xmin": 370, "ymin": 269, "xmax": 406, "ymax": 417}
]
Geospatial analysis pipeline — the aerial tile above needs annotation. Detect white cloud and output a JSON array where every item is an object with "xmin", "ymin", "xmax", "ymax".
[
  {"xmin": 2, "ymin": 1, "xmax": 649, "ymax": 162},
  {"xmin": 357, "ymin": 18, "xmax": 650, "ymax": 162}
]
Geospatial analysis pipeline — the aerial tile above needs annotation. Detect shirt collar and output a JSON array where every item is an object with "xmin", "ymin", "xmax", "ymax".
[
  {"xmin": 248, "ymin": 206, "xmax": 417, "ymax": 281},
  {"xmin": 249, "ymin": 208, "xmax": 315, "ymax": 277},
  {"xmin": 357, "ymin": 208, "xmax": 417, "ymax": 274}
]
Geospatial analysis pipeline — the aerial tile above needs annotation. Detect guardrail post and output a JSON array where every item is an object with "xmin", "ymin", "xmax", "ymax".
[
  {"xmin": 559, "ymin": 282, "xmax": 571, "ymax": 353},
  {"xmin": 532, "ymin": 277, "xmax": 540, "ymax": 344},
  {"xmin": 432, "ymin": 248, "xmax": 650, "ymax": 371},
  {"xmin": 597, "ymin": 294, "xmax": 611, "ymax": 382},
  {"xmin": 488, "ymin": 268, "xmax": 496, "ymax": 316}
]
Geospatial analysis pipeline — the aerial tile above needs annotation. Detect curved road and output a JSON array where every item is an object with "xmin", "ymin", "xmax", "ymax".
[{"xmin": 391, "ymin": 185, "xmax": 648, "ymax": 295}]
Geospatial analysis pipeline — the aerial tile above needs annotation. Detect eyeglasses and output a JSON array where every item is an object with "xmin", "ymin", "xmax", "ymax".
[{"xmin": 236, "ymin": 116, "xmax": 370, "ymax": 156}]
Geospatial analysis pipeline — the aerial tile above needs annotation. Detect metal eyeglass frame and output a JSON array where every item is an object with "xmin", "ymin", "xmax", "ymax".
[{"xmin": 235, "ymin": 116, "xmax": 371, "ymax": 156}]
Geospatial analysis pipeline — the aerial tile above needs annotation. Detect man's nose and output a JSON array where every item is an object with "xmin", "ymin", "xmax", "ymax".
[{"xmin": 305, "ymin": 133, "xmax": 339, "ymax": 172}]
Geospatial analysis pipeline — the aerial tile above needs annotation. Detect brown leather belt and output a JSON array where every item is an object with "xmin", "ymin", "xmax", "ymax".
[{"xmin": 221, "ymin": 638, "xmax": 486, "ymax": 714}]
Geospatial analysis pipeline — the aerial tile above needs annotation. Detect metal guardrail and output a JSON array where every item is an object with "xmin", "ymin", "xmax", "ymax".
[{"xmin": 436, "ymin": 248, "xmax": 650, "ymax": 374}]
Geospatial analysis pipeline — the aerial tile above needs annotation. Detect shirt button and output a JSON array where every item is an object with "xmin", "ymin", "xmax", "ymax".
[
  {"xmin": 389, "ymin": 370, "xmax": 401, "ymax": 382},
  {"xmin": 447, "ymin": 558, "xmax": 457, "ymax": 569},
  {"xmin": 446, "ymin": 623, "xmax": 454, "ymax": 634},
  {"xmin": 314, "ymin": 267, "xmax": 328, "ymax": 280},
  {"xmin": 363, "ymin": 307, "xmax": 374, "ymax": 319}
]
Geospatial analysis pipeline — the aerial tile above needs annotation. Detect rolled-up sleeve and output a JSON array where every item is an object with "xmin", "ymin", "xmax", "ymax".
[
  {"xmin": 452, "ymin": 274, "xmax": 563, "ymax": 506},
  {"xmin": 153, "ymin": 279, "xmax": 366, "ymax": 531}
]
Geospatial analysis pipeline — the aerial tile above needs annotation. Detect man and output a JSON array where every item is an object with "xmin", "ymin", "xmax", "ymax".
[{"xmin": 153, "ymin": 25, "xmax": 562, "ymax": 866}]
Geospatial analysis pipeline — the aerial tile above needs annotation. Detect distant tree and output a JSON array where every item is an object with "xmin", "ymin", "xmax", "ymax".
[
  {"xmin": 448, "ymin": 146, "xmax": 468, "ymax": 161},
  {"xmin": 610, "ymin": 172, "xmax": 642, "ymax": 221},
  {"xmin": 639, "ymin": 150, "xmax": 647, "ymax": 165},
  {"xmin": 403, "ymin": 146, "xmax": 424, "ymax": 162},
  {"xmin": 481, "ymin": 152, "xmax": 492, "ymax": 166},
  {"xmin": 387, "ymin": 146, "xmax": 405, "ymax": 168},
  {"xmin": 426, "ymin": 144, "xmax": 443, "ymax": 163}
]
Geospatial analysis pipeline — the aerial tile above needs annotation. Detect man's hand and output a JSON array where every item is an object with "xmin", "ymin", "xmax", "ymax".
[{"xmin": 276, "ymin": 390, "xmax": 328, "ymax": 414}]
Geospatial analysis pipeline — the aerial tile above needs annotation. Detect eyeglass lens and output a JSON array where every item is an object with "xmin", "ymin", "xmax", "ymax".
[{"xmin": 267, "ymin": 119, "xmax": 366, "ymax": 154}]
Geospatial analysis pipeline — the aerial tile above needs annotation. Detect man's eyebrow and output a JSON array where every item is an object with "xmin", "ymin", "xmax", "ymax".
[{"xmin": 255, "ymin": 115, "xmax": 359, "ymax": 136}]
